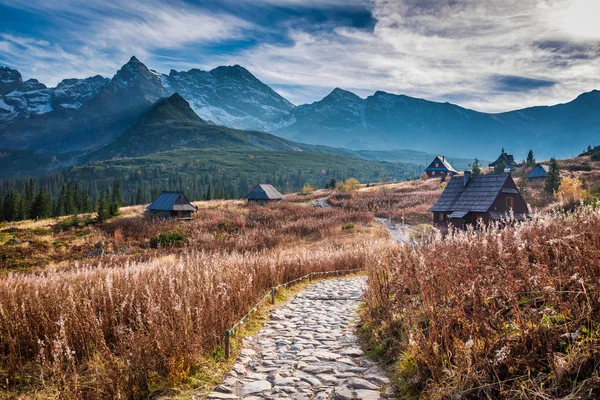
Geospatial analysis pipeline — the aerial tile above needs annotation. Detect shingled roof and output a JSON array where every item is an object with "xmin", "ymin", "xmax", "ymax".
[
  {"xmin": 147, "ymin": 192, "xmax": 197, "ymax": 212},
  {"xmin": 430, "ymin": 174, "xmax": 512, "ymax": 213},
  {"xmin": 425, "ymin": 156, "xmax": 458, "ymax": 173},
  {"xmin": 244, "ymin": 184, "xmax": 284, "ymax": 200},
  {"xmin": 489, "ymin": 150, "xmax": 518, "ymax": 168}
]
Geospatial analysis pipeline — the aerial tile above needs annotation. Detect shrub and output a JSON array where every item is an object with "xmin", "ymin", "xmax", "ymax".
[
  {"xmin": 341, "ymin": 223, "xmax": 355, "ymax": 230},
  {"xmin": 300, "ymin": 183, "xmax": 317, "ymax": 195},
  {"xmin": 150, "ymin": 231, "xmax": 188, "ymax": 248},
  {"xmin": 362, "ymin": 209, "xmax": 600, "ymax": 399},
  {"xmin": 339, "ymin": 178, "xmax": 361, "ymax": 192},
  {"xmin": 568, "ymin": 164, "xmax": 592, "ymax": 171}
]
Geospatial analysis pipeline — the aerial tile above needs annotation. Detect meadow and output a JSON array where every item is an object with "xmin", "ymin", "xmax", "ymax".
[
  {"xmin": 2, "ymin": 175, "xmax": 599, "ymax": 399},
  {"xmin": 0, "ymin": 199, "xmax": 393, "ymax": 399}
]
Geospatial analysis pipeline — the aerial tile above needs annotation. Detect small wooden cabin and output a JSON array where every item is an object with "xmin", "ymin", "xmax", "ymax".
[
  {"xmin": 429, "ymin": 171, "xmax": 527, "ymax": 229},
  {"xmin": 425, "ymin": 156, "xmax": 458, "ymax": 178},
  {"xmin": 489, "ymin": 149, "xmax": 519, "ymax": 171},
  {"xmin": 244, "ymin": 184, "xmax": 284, "ymax": 205},
  {"xmin": 146, "ymin": 191, "xmax": 197, "ymax": 219},
  {"xmin": 527, "ymin": 163, "xmax": 549, "ymax": 182}
]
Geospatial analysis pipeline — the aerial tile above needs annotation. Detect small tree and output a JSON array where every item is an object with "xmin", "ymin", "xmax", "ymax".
[
  {"xmin": 517, "ymin": 168, "xmax": 528, "ymax": 201},
  {"xmin": 109, "ymin": 181, "xmax": 121, "ymax": 217},
  {"xmin": 339, "ymin": 178, "xmax": 360, "ymax": 192},
  {"xmin": 544, "ymin": 157, "xmax": 561, "ymax": 195},
  {"xmin": 471, "ymin": 158, "xmax": 481, "ymax": 175},
  {"xmin": 558, "ymin": 176, "xmax": 589, "ymax": 205},
  {"xmin": 526, "ymin": 150, "xmax": 536, "ymax": 167},
  {"xmin": 300, "ymin": 183, "xmax": 317, "ymax": 195},
  {"xmin": 494, "ymin": 159, "xmax": 507, "ymax": 174},
  {"xmin": 96, "ymin": 189, "xmax": 110, "ymax": 222}
]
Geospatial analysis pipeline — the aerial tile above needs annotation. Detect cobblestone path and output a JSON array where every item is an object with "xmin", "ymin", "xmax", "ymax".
[{"xmin": 208, "ymin": 277, "xmax": 392, "ymax": 400}]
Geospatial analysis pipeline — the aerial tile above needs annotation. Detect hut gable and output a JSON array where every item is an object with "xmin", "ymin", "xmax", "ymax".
[
  {"xmin": 430, "ymin": 172, "xmax": 527, "ymax": 228},
  {"xmin": 244, "ymin": 184, "xmax": 284, "ymax": 205},
  {"xmin": 527, "ymin": 163, "xmax": 549, "ymax": 180},
  {"xmin": 424, "ymin": 156, "xmax": 458, "ymax": 178},
  {"xmin": 146, "ymin": 191, "xmax": 197, "ymax": 218}
]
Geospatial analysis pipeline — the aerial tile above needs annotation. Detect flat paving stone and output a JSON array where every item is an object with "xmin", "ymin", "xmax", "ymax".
[{"xmin": 211, "ymin": 277, "xmax": 393, "ymax": 399}]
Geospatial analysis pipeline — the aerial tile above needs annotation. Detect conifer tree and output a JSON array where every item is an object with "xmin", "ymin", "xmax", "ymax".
[
  {"xmin": 544, "ymin": 157, "xmax": 561, "ymax": 195},
  {"xmin": 96, "ymin": 189, "xmax": 110, "ymax": 222},
  {"xmin": 471, "ymin": 158, "xmax": 481, "ymax": 175},
  {"xmin": 526, "ymin": 150, "xmax": 536, "ymax": 167}
]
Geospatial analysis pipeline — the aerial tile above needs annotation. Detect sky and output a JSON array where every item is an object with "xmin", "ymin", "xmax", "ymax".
[{"xmin": 1, "ymin": 0, "xmax": 599, "ymax": 112}]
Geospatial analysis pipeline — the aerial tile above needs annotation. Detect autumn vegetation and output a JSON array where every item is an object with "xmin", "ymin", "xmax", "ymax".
[{"xmin": 2, "ymin": 162, "xmax": 600, "ymax": 399}]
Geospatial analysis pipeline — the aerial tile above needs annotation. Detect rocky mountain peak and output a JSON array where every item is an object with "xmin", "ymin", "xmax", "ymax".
[
  {"xmin": 324, "ymin": 88, "xmax": 362, "ymax": 103},
  {"xmin": 0, "ymin": 66, "xmax": 24, "ymax": 95}
]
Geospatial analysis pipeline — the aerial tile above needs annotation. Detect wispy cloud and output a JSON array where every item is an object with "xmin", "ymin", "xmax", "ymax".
[{"xmin": 0, "ymin": 0, "xmax": 599, "ymax": 111}]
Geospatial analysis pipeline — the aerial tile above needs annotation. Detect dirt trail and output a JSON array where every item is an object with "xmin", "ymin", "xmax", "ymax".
[{"xmin": 208, "ymin": 277, "xmax": 392, "ymax": 399}]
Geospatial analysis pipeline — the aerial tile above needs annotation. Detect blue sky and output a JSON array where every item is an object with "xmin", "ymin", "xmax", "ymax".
[{"xmin": 1, "ymin": 0, "xmax": 599, "ymax": 112}]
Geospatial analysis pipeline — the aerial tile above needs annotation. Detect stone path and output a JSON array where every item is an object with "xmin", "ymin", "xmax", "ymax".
[
  {"xmin": 376, "ymin": 217, "xmax": 415, "ymax": 245},
  {"xmin": 209, "ymin": 277, "xmax": 392, "ymax": 400}
]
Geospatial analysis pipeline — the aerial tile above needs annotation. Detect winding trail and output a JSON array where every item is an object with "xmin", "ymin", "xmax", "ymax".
[
  {"xmin": 376, "ymin": 217, "xmax": 415, "ymax": 245},
  {"xmin": 208, "ymin": 277, "xmax": 391, "ymax": 400}
]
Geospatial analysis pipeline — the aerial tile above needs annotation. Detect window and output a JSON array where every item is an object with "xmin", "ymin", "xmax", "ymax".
[
  {"xmin": 506, "ymin": 196, "xmax": 514, "ymax": 209},
  {"xmin": 438, "ymin": 213, "xmax": 444, "ymax": 222},
  {"xmin": 436, "ymin": 162, "xmax": 440, "ymax": 167}
]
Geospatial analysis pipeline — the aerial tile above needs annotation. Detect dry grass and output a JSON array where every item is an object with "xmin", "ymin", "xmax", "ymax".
[
  {"xmin": 0, "ymin": 199, "xmax": 394, "ymax": 398},
  {"xmin": 361, "ymin": 207, "xmax": 600, "ymax": 399},
  {"xmin": 330, "ymin": 179, "xmax": 442, "ymax": 225}
]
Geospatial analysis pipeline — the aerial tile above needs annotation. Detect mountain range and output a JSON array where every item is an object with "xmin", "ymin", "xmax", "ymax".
[{"xmin": 1, "ymin": 56, "xmax": 598, "ymax": 172}]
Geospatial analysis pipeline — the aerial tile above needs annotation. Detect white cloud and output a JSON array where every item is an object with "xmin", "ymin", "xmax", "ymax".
[
  {"xmin": 216, "ymin": 0, "xmax": 600, "ymax": 112},
  {"xmin": 1, "ymin": 0, "xmax": 599, "ymax": 112}
]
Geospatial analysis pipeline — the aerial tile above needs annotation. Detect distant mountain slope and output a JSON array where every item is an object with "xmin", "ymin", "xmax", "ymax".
[
  {"xmin": 83, "ymin": 93, "xmax": 306, "ymax": 162},
  {"xmin": 276, "ymin": 89, "xmax": 600, "ymax": 159},
  {"xmin": 1, "ymin": 56, "xmax": 599, "ymax": 161},
  {"xmin": 164, "ymin": 65, "xmax": 294, "ymax": 131}
]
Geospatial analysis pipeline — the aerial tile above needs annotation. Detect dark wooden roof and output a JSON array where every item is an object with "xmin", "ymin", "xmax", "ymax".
[
  {"xmin": 489, "ymin": 151, "xmax": 518, "ymax": 167},
  {"xmin": 244, "ymin": 184, "xmax": 284, "ymax": 200},
  {"xmin": 425, "ymin": 156, "xmax": 458, "ymax": 173},
  {"xmin": 430, "ymin": 174, "xmax": 512, "ymax": 213},
  {"xmin": 147, "ymin": 191, "xmax": 197, "ymax": 211}
]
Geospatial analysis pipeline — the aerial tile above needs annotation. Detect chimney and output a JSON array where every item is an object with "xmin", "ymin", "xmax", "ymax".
[
  {"xmin": 464, "ymin": 170, "xmax": 471, "ymax": 186},
  {"xmin": 442, "ymin": 156, "xmax": 445, "ymax": 162}
]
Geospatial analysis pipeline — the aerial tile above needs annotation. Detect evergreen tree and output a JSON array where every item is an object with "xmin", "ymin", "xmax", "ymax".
[
  {"xmin": 109, "ymin": 181, "xmax": 121, "ymax": 217},
  {"xmin": 526, "ymin": 150, "xmax": 535, "ymax": 167},
  {"xmin": 494, "ymin": 160, "xmax": 507, "ymax": 174},
  {"xmin": 136, "ymin": 187, "xmax": 143, "ymax": 205},
  {"xmin": 205, "ymin": 182, "xmax": 212, "ymax": 200},
  {"xmin": 80, "ymin": 189, "xmax": 90, "ymax": 213},
  {"xmin": 544, "ymin": 157, "xmax": 561, "ymax": 195},
  {"xmin": 471, "ymin": 158, "xmax": 481, "ymax": 176},
  {"xmin": 55, "ymin": 184, "xmax": 67, "ymax": 216},
  {"xmin": 31, "ymin": 188, "xmax": 53, "ymax": 219},
  {"xmin": 96, "ymin": 189, "xmax": 110, "ymax": 222}
]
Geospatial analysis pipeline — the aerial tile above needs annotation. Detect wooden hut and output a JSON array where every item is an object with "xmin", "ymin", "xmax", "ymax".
[
  {"xmin": 527, "ymin": 163, "xmax": 549, "ymax": 182},
  {"xmin": 489, "ymin": 149, "xmax": 519, "ymax": 171},
  {"xmin": 424, "ymin": 156, "xmax": 458, "ymax": 178},
  {"xmin": 146, "ymin": 191, "xmax": 197, "ymax": 219},
  {"xmin": 244, "ymin": 184, "xmax": 284, "ymax": 205},
  {"xmin": 429, "ymin": 171, "xmax": 527, "ymax": 228}
]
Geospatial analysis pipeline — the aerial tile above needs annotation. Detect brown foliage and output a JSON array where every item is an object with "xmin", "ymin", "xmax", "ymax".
[{"xmin": 362, "ymin": 208, "xmax": 600, "ymax": 399}]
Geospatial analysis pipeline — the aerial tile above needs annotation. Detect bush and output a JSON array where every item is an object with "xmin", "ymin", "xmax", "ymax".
[
  {"xmin": 150, "ymin": 231, "xmax": 188, "ymax": 248},
  {"xmin": 339, "ymin": 178, "xmax": 361, "ymax": 192},
  {"xmin": 341, "ymin": 223, "xmax": 355, "ymax": 230},
  {"xmin": 300, "ymin": 183, "xmax": 317, "ymax": 195},
  {"xmin": 568, "ymin": 164, "xmax": 592, "ymax": 171}
]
